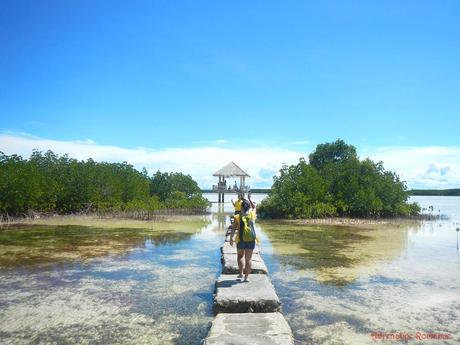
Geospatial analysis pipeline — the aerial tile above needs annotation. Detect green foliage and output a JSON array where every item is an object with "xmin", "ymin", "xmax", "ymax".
[
  {"xmin": 258, "ymin": 140, "xmax": 420, "ymax": 219},
  {"xmin": 150, "ymin": 171, "xmax": 201, "ymax": 201},
  {"xmin": 309, "ymin": 139, "xmax": 358, "ymax": 171},
  {"xmin": 0, "ymin": 150, "xmax": 209, "ymax": 217}
]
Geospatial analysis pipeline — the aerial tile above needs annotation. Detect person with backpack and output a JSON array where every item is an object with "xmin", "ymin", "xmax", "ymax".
[{"xmin": 229, "ymin": 193, "xmax": 257, "ymax": 282}]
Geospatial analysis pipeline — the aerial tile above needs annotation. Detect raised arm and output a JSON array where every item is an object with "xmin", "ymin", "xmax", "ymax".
[
  {"xmin": 248, "ymin": 193, "xmax": 255, "ymax": 209},
  {"xmin": 230, "ymin": 216, "xmax": 238, "ymax": 246}
]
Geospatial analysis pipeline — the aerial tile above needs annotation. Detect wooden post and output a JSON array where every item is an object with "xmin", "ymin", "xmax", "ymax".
[{"xmin": 218, "ymin": 176, "xmax": 222, "ymax": 203}]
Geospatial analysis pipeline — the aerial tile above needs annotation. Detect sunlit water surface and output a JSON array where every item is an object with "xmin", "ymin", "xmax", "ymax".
[
  {"xmin": 0, "ymin": 217, "xmax": 221, "ymax": 345},
  {"xmin": 259, "ymin": 196, "xmax": 460, "ymax": 345},
  {"xmin": 0, "ymin": 195, "xmax": 459, "ymax": 344}
]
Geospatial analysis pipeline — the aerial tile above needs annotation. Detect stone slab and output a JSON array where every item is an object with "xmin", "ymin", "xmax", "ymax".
[
  {"xmin": 220, "ymin": 241, "xmax": 259, "ymax": 255},
  {"xmin": 221, "ymin": 252, "xmax": 267, "ymax": 274},
  {"xmin": 204, "ymin": 312, "xmax": 294, "ymax": 345},
  {"xmin": 214, "ymin": 274, "xmax": 281, "ymax": 313}
]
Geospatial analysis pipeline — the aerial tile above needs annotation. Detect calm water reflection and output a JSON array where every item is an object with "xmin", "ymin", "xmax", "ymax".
[
  {"xmin": 258, "ymin": 196, "xmax": 460, "ymax": 344},
  {"xmin": 0, "ymin": 196, "xmax": 459, "ymax": 344},
  {"xmin": 0, "ymin": 217, "xmax": 221, "ymax": 345},
  {"xmin": 261, "ymin": 222, "xmax": 412, "ymax": 286}
]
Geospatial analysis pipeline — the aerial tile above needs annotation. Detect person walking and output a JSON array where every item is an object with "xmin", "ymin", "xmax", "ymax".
[{"xmin": 229, "ymin": 193, "xmax": 256, "ymax": 282}]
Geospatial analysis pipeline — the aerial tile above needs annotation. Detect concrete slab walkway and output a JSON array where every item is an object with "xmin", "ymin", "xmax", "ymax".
[
  {"xmin": 221, "ymin": 252, "xmax": 268, "ymax": 274},
  {"xmin": 213, "ymin": 274, "xmax": 281, "ymax": 313},
  {"xmin": 203, "ymin": 312, "xmax": 294, "ymax": 345},
  {"xmin": 204, "ymin": 221, "xmax": 295, "ymax": 344}
]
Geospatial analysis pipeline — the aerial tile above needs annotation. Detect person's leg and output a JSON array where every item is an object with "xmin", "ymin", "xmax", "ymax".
[
  {"xmin": 237, "ymin": 248, "xmax": 244, "ymax": 277},
  {"xmin": 243, "ymin": 249, "xmax": 253, "ymax": 281}
]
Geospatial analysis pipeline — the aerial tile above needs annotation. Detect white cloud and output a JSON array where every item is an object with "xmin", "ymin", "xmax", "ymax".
[
  {"xmin": 1, "ymin": 133, "xmax": 459, "ymax": 189},
  {"xmin": 364, "ymin": 146, "xmax": 460, "ymax": 189}
]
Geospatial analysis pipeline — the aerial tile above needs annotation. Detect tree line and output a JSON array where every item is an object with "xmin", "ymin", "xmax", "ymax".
[
  {"xmin": 258, "ymin": 140, "xmax": 420, "ymax": 219},
  {"xmin": 409, "ymin": 188, "xmax": 460, "ymax": 196},
  {"xmin": 0, "ymin": 150, "xmax": 209, "ymax": 218}
]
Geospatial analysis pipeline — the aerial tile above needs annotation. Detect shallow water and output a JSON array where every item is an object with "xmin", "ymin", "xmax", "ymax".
[
  {"xmin": 0, "ymin": 196, "xmax": 459, "ymax": 344},
  {"xmin": 260, "ymin": 196, "xmax": 460, "ymax": 344},
  {"xmin": 0, "ymin": 217, "xmax": 221, "ymax": 345}
]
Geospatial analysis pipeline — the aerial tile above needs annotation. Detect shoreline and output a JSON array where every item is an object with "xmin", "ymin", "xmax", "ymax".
[
  {"xmin": 0, "ymin": 209, "xmax": 209, "ymax": 227},
  {"xmin": 0, "ymin": 212, "xmax": 209, "ymax": 230},
  {"xmin": 1, "ymin": 211, "xmax": 443, "ymax": 230},
  {"xmin": 259, "ymin": 214, "xmax": 443, "ymax": 227}
]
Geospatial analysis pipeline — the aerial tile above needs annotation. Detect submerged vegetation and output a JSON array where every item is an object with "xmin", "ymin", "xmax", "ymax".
[
  {"xmin": 0, "ymin": 216, "xmax": 209, "ymax": 267},
  {"xmin": 259, "ymin": 140, "xmax": 420, "ymax": 219},
  {"xmin": 0, "ymin": 150, "xmax": 209, "ymax": 219},
  {"xmin": 262, "ymin": 221, "xmax": 411, "ymax": 286},
  {"xmin": 0, "ymin": 217, "xmax": 216, "ymax": 345}
]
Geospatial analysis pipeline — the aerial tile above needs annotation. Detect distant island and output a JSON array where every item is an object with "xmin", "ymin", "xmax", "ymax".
[{"xmin": 408, "ymin": 188, "xmax": 460, "ymax": 196}]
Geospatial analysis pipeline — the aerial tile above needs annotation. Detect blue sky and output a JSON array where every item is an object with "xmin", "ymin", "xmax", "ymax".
[{"xmin": 1, "ymin": 1, "xmax": 459, "ymax": 188}]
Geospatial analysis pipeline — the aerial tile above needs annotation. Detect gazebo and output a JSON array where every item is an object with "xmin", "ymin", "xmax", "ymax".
[{"xmin": 212, "ymin": 162, "xmax": 250, "ymax": 203}]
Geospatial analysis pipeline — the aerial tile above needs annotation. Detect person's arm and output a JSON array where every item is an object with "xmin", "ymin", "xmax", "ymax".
[
  {"xmin": 230, "ymin": 216, "xmax": 238, "ymax": 246},
  {"xmin": 248, "ymin": 193, "xmax": 255, "ymax": 209}
]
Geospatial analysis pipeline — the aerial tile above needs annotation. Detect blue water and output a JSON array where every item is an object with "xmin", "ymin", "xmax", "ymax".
[
  {"xmin": 260, "ymin": 196, "xmax": 460, "ymax": 344},
  {"xmin": 0, "ymin": 219, "xmax": 224, "ymax": 345},
  {"xmin": 0, "ymin": 196, "xmax": 459, "ymax": 344}
]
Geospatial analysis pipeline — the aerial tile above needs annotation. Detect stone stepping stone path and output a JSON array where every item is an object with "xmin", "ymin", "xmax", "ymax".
[
  {"xmin": 203, "ymin": 312, "xmax": 294, "ymax": 345},
  {"xmin": 204, "ymin": 222, "xmax": 294, "ymax": 344},
  {"xmin": 213, "ymin": 274, "xmax": 281, "ymax": 313}
]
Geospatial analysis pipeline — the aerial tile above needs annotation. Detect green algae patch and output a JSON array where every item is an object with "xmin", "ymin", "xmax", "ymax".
[
  {"xmin": 0, "ymin": 220, "xmax": 220, "ymax": 345},
  {"xmin": 260, "ymin": 220, "xmax": 416, "ymax": 286},
  {"xmin": 2, "ymin": 214, "xmax": 209, "ymax": 230},
  {"xmin": 0, "ymin": 216, "xmax": 209, "ymax": 267}
]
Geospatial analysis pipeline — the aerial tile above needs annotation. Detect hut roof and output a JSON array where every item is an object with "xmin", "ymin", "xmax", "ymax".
[{"xmin": 213, "ymin": 162, "xmax": 250, "ymax": 177}]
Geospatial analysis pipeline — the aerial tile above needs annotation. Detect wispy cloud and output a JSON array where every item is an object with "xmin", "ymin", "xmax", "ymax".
[
  {"xmin": 289, "ymin": 140, "xmax": 310, "ymax": 145},
  {"xmin": 1, "ymin": 133, "xmax": 459, "ymax": 189},
  {"xmin": 193, "ymin": 139, "xmax": 230, "ymax": 146}
]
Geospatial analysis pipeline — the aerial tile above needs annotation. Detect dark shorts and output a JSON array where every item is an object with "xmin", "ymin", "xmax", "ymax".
[
  {"xmin": 234, "ymin": 211, "xmax": 241, "ymax": 215},
  {"xmin": 237, "ymin": 241, "xmax": 256, "ymax": 250}
]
